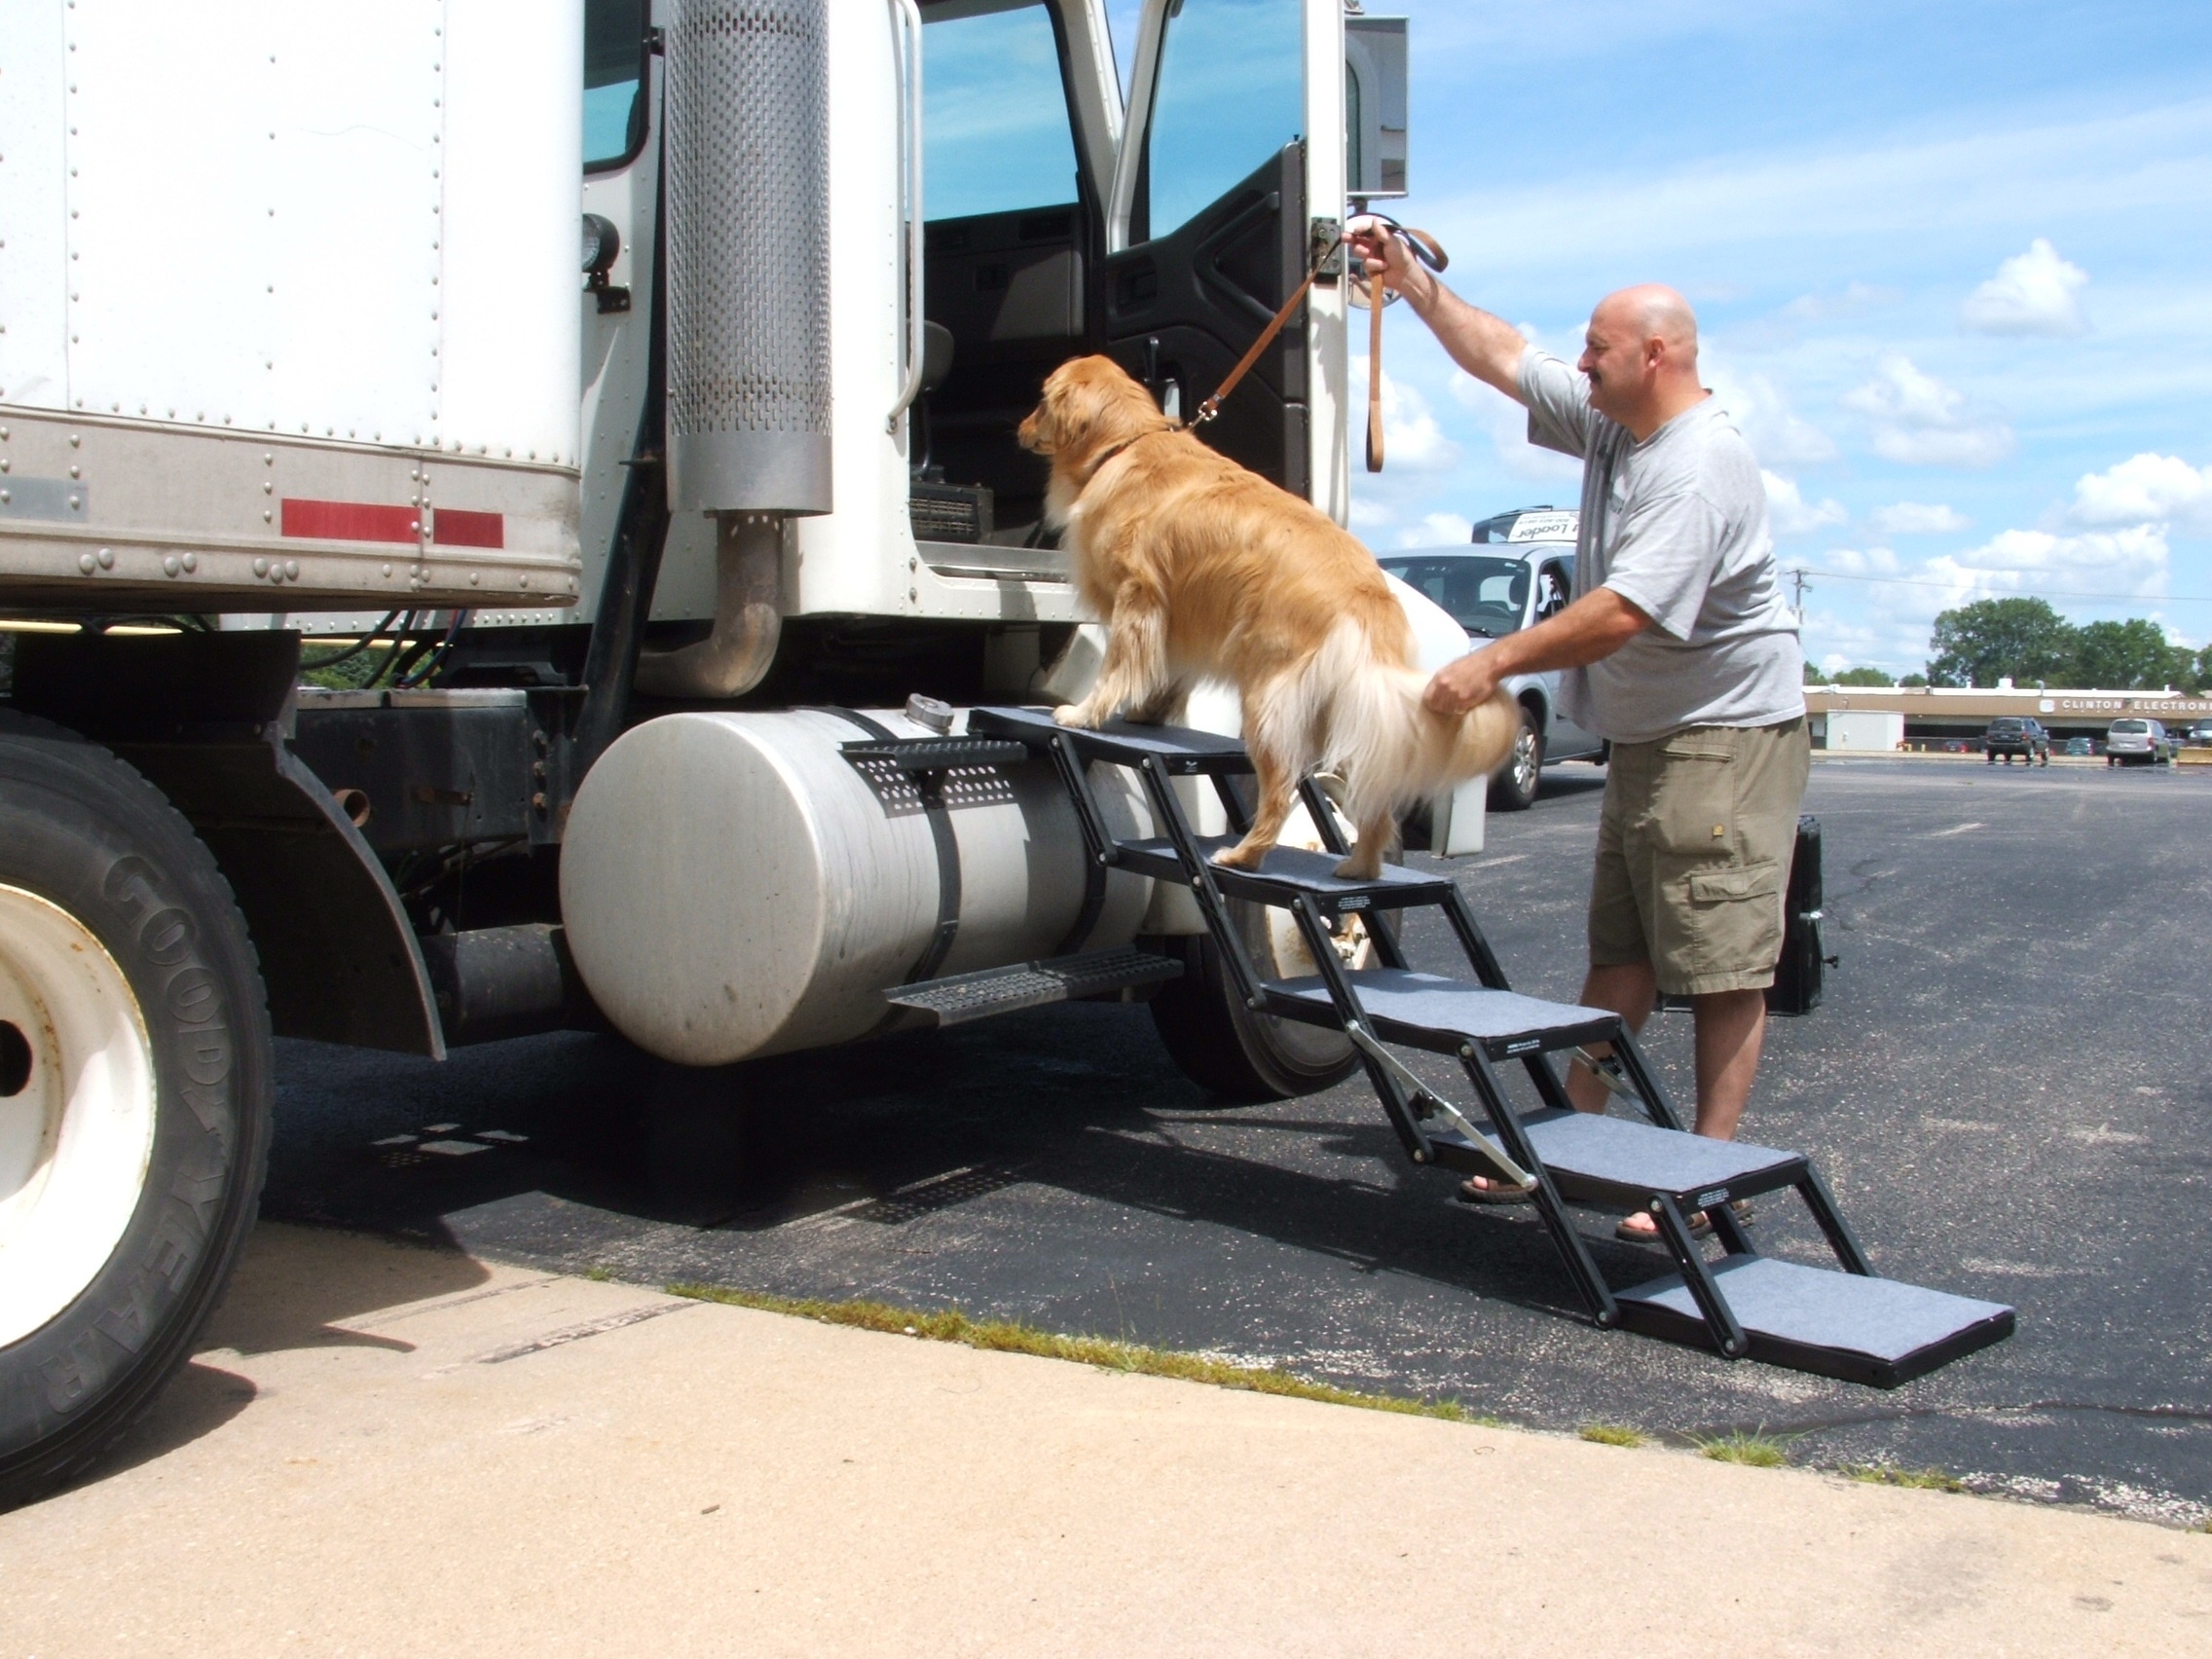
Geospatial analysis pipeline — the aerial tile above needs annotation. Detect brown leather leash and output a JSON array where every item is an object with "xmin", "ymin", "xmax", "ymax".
[
  {"xmin": 1184, "ymin": 231, "xmax": 1345, "ymax": 429},
  {"xmin": 1353, "ymin": 218, "xmax": 1447, "ymax": 473},
  {"xmin": 1183, "ymin": 216, "xmax": 1448, "ymax": 480}
]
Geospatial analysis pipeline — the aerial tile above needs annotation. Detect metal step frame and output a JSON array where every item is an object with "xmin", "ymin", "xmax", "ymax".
[{"xmin": 970, "ymin": 705, "xmax": 2014, "ymax": 1385}]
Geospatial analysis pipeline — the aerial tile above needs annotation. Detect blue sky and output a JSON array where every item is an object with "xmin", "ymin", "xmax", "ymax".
[{"xmin": 1106, "ymin": 0, "xmax": 2212, "ymax": 677}]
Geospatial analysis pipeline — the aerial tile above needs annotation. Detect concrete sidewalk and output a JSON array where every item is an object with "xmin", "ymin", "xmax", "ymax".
[{"xmin": 3, "ymin": 1225, "xmax": 2205, "ymax": 1656}]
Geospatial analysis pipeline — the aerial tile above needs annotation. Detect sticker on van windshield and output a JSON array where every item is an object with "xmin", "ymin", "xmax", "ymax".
[{"xmin": 1508, "ymin": 511, "xmax": 1578, "ymax": 542}]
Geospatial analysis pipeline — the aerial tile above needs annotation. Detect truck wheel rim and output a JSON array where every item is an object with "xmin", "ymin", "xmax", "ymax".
[{"xmin": 0, "ymin": 885, "xmax": 159, "ymax": 1348}]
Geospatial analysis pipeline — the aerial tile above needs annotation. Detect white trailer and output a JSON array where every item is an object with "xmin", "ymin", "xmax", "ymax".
[{"xmin": 0, "ymin": 0, "xmax": 1437, "ymax": 1503}]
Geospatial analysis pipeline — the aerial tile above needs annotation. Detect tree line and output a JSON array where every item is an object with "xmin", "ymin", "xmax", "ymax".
[{"xmin": 1807, "ymin": 597, "xmax": 2212, "ymax": 692}]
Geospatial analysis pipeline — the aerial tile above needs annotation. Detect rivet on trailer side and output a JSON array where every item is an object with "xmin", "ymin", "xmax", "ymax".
[{"xmin": 0, "ymin": 0, "xmax": 1423, "ymax": 1504}]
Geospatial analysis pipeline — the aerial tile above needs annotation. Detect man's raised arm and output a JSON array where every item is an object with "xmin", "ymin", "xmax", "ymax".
[{"xmin": 1346, "ymin": 218, "xmax": 1530, "ymax": 401}]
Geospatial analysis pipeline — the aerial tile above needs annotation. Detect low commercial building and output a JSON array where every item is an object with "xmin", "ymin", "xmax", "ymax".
[{"xmin": 1805, "ymin": 687, "xmax": 2212, "ymax": 751}]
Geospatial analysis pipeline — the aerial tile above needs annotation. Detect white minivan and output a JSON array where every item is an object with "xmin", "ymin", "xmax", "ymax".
[
  {"xmin": 1377, "ymin": 507, "xmax": 1606, "ymax": 810},
  {"xmin": 2105, "ymin": 718, "xmax": 2175, "ymax": 765}
]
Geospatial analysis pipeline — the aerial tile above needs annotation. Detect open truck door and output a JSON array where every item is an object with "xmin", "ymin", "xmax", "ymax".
[{"xmin": 1102, "ymin": 0, "xmax": 1348, "ymax": 519}]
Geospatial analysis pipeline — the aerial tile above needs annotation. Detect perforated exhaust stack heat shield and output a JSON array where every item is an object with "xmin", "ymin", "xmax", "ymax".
[{"xmin": 664, "ymin": 0, "xmax": 832, "ymax": 515}]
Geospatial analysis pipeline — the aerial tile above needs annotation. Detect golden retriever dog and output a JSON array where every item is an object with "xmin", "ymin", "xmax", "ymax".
[{"xmin": 1018, "ymin": 354, "xmax": 1519, "ymax": 880}]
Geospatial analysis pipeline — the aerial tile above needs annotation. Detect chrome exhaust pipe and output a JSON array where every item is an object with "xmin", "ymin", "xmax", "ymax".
[{"xmin": 634, "ymin": 513, "xmax": 784, "ymax": 700}]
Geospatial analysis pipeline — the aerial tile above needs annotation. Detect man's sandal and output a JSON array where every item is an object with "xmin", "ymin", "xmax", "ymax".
[
  {"xmin": 1614, "ymin": 1199, "xmax": 1753, "ymax": 1243},
  {"xmin": 1456, "ymin": 1175, "xmax": 1531, "ymax": 1206}
]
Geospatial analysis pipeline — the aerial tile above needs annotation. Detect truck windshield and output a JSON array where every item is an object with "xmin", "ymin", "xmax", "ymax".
[
  {"xmin": 924, "ymin": 0, "xmax": 1082, "ymax": 220},
  {"xmin": 1375, "ymin": 554, "xmax": 1530, "ymax": 639},
  {"xmin": 584, "ymin": 0, "xmax": 648, "ymax": 171}
]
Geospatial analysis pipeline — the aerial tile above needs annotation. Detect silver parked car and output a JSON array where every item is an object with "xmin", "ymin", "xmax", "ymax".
[
  {"xmin": 2105, "ymin": 718, "xmax": 2176, "ymax": 765},
  {"xmin": 1378, "ymin": 508, "xmax": 1606, "ymax": 810}
]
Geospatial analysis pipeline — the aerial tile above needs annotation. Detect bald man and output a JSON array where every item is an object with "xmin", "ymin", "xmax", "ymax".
[{"xmin": 1346, "ymin": 223, "xmax": 1807, "ymax": 1241}]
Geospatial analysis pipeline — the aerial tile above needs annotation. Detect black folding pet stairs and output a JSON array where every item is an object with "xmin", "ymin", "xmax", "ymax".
[{"xmin": 879, "ymin": 707, "xmax": 2013, "ymax": 1387}]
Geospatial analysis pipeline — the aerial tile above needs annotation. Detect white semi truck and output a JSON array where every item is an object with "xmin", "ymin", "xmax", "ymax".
[{"xmin": 0, "ymin": 0, "xmax": 1432, "ymax": 1502}]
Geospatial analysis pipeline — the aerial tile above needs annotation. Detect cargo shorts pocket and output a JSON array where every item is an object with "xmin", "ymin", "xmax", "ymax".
[
  {"xmin": 1646, "ymin": 742, "xmax": 1738, "ymax": 857},
  {"xmin": 1682, "ymin": 859, "xmax": 1786, "ymax": 983}
]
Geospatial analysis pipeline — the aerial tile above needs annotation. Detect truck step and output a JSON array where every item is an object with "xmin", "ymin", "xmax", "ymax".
[
  {"xmin": 1484, "ymin": 1106, "xmax": 1809, "ymax": 1209},
  {"xmin": 969, "ymin": 705, "xmax": 1255, "ymax": 776},
  {"xmin": 1613, "ymin": 1254, "xmax": 2016, "ymax": 1387},
  {"xmin": 838, "ymin": 734, "xmax": 1032, "ymax": 773},
  {"xmin": 885, "ymin": 946, "xmax": 1182, "ymax": 1027},
  {"xmin": 1117, "ymin": 835, "xmax": 1455, "ymax": 914},
  {"xmin": 1265, "ymin": 969, "xmax": 1619, "ymax": 1058}
]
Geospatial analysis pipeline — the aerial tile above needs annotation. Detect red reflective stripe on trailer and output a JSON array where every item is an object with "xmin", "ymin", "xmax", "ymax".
[
  {"xmin": 431, "ymin": 509, "xmax": 503, "ymax": 548},
  {"xmin": 280, "ymin": 499, "xmax": 418, "ymax": 543}
]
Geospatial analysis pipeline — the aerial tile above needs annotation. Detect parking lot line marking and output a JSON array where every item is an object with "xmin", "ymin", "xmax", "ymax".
[{"xmin": 1930, "ymin": 821, "xmax": 1985, "ymax": 836}]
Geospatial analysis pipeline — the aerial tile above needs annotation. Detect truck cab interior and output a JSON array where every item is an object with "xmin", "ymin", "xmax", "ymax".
[{"xmin": 913, "ymin": 0, "xmax": 1312, "ymax": 565}]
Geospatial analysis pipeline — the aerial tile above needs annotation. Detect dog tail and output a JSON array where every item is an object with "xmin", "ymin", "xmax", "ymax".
[{"xmin": 1311, "ymin": 620, "xmax": 1520, "ymax": 825}]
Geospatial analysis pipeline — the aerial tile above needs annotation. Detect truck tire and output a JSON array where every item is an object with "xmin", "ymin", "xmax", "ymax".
[
  {"xmin": 0, "ymin": 712, "xmax": 273, "ymax": 1511},
  {"xmin": 1489, "ymin": 713, "xmax": 1543, "ymax": 812},
  {"xmin": 1147, "ymin": 905, "xmax": 1357, "ymax": 1102}
]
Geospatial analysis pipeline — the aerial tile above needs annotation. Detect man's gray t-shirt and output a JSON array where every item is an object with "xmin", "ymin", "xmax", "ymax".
[{"xmin": 1519, "ymin": 347, "xmax": 1803, "ymax": 745}]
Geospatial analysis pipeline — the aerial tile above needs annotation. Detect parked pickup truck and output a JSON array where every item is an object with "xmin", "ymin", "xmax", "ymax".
[{"xmin": 1378, "ymin": 507, "xmax": 1607, "ymax": 810}]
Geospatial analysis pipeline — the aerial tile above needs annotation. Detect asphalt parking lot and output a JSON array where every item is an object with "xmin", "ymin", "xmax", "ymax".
[{"xmin": 261, "ymin": 756, "xmax": 2212, "ymax": 1527}]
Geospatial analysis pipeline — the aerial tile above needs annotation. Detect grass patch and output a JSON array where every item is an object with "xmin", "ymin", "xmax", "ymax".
[
  {"xmin": 1579, "ymin": 1422, "xmax": 1648, "ymax": 1448},
  {"xmin": 1695, "ymin": 1429, "xmax": 1791, "ymax": 1468},
  {"xmin": 666, "ymin": 1282, "xmax": 1495, "ymax": 1425},
  {"xmin": 582, "ymin": 1265, "xmax": 615, "ymax": 1282},
  {"xmin": 1841, "ymin": 1463, "xmax": 1963, "ymax": 1493}
]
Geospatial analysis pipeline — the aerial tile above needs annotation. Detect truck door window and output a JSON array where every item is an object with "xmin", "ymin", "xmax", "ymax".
[
  {"xmin": 1141, "ymin": 0, "xmax": 1302, "ymax": 239},
  {"xmin": 924, "ymin": 1, "xmax": 1082, "ymax": 220},
  {"xmin": 1535, "ymin": 561, "xmax": 1571, "ymax": 622},
  {"xmin": 584, "ymin": 0, "xmax": 649, "ymax": 172}
]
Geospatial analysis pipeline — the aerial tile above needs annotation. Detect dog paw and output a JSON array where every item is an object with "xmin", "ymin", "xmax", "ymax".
[
  {"xmin": 1053, "ymin": 703, "xmax": 1100, "ymax": 729},
  {"xmin": 1211, "ymin": 841, "xmax": 1269, "ymax": 870},
  {"xmin": 1332, "ymin": 854, "xmax": 1383, "ymax": 881}
]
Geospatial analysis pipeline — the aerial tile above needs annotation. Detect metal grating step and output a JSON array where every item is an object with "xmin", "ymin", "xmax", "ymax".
[
  {"xmin": 1265, "ymin": 969, "xmax": 1620, "ymax": 1058},
  {"xmin": 1614, "ymin": 1254, "xmax": 2016, "ymax": 1387},
  {"xmin": 886, "ymin": 946, "xmax": 1183, "ymax": 1028},
  {"xmin": 970, "ymin": 705, "xmax": 1255, "ymax": 775},
  {"xmin": 839, "ymin": 735, "xmax": 1032, "ymax": 773}
]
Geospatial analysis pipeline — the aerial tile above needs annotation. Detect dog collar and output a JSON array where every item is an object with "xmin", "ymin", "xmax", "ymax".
[{"xmin": 1081, "ymin": 425, "xmax": 1175, "ymax": 485}]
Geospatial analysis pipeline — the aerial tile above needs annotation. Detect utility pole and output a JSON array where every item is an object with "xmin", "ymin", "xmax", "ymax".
[{"xmin": 1788, "ymin": 567, "xmax": 1811, "ymax": 624}]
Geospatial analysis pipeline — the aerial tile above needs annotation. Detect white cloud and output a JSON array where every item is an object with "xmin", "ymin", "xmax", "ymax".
[
  {"xmin": 1927, "ymin": 525, "xmax": 2169, "ymax": 603},
  {"xmin": 1960, "ymin": 239, "xmax": 2090, "ymax": 337},
  {"xmin": 1840, "ymin": 354, "xmax": 2015, "ymax": 467},
  {"xmin": 2066, "ymin": 453, "xmax": 2212, "ymax": 535},
  {"xmin": 1447, "ymin": 369, "xmax": 1584, "ymax": 482},
  {"xmin": 1817, "ymin": 545, "xmax": 1902, "ymax": 575},
  {"xmin": 1399, "ymin": 512, "xmax": 1475, "ymax": 548},
  {"xmin": 1869, "ymin": 501, "xmax": 1972, "ymax": 535},
  {"xmin": 1347, "ymin": 496, "xmax": 1395, "ymax": 531},
  {"xmin": 1762, "ymin": 470, "xmax": 1847, "ymax": 536},
  {"xmin": 1781, "ymin": 281, "xmax": 1901, "ymax": 323},
  {"xmin": 1703, "ymin": 360, "xmax": 1837, "ymax": 466},
  {"xmin": 1349, "ymin": 361, "xmax": 1459, "ymax": 472}
]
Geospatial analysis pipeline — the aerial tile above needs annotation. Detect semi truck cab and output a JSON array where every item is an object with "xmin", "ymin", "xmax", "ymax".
[{"xmin": 0, "ymin": 0, "xmax": 1419, "ymax": 1507}]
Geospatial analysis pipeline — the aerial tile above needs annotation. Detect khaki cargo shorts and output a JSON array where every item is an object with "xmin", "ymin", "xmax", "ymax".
[{"xmin": 1589, "ymin": 719, "xmax": 1811, "ymax": 996}]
